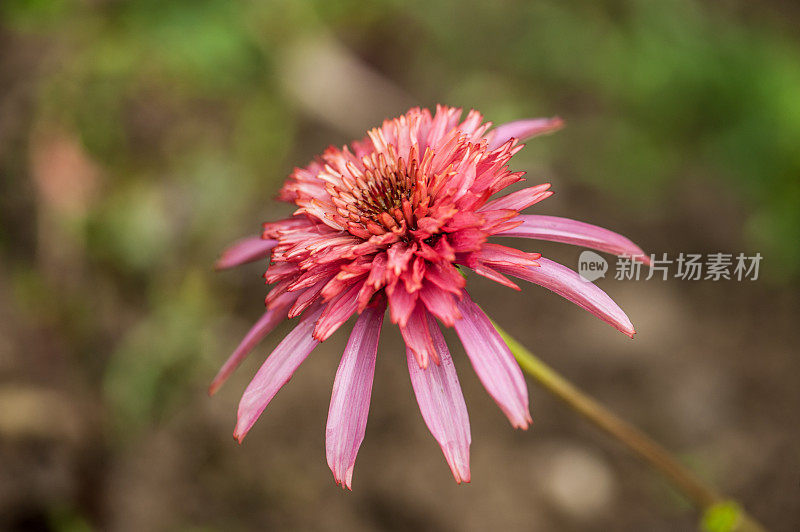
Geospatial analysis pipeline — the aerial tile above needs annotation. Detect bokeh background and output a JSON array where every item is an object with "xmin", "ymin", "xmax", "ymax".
[{"xmin": 1, "ymin": 0, "xmax": 799, "ymax": 530}]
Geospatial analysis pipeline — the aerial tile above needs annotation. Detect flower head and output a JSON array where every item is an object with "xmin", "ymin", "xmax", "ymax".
[{"xmin": 214, "ymin": 105, "xmax": 647, "ymax": 488}]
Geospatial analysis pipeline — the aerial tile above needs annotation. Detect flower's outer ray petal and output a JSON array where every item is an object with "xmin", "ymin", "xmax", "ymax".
[
  {"xmin": 500, "ymin": 215, "xmax": 651, "ymax": 265},
  {"xmin": 453, "ymin": 293, "xmax": 531, "ymax": 429},
  {"xmin": 234, "ymin": 307, "xmax": 323, "ymax": 442},
  {"xmin": 215, "ymin": 236, "xmax": 278, "ymax": 270},
  {"xmin": 326, "ymin": 302, "xmax": 385, "ymax": 490},
  {"xmin": 407, "ymin": 313, "xmax": 471, "ymax": 483},
  {"xmin": 494, "ymin": 258, "xmax": 635, "ymax": 337},
  {"xmin": 209, "ymin": 303, "xmax": 291, "ymax": 396},
  {"xmin": 486, "ymin": 117, "xmax": 564, "ymax": 151}
]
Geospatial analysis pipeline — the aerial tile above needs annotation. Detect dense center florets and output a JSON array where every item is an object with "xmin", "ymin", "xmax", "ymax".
[
  {"xmin": 327, "ymin": 149, "xmax": 422, "ymax": 241},
  {"xmin": 262, "ymin": 106, "xmax": 548, "ymax": 348}
]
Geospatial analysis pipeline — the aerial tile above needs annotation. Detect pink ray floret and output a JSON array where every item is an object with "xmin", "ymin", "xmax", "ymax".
[
  {"xmin": 326, "ymin": 304, "xmax": 384, "ymax": 489},
  {"xmin": 214, "ymin": 105, "xmax": 646, "ymax": 487},
  {"xmin": 214, "ymin": 236, "xmax": 277, "ymax": 270}
]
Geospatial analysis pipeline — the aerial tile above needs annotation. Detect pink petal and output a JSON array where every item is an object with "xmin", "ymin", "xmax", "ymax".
[
  {"xmin": 399, "ymin": 303, "xmax": 438, "ymax": 369},
  {"xmin": 425, "ymin": 261, "xmax": 466, "ymax": 296},
  {"xmin": 419, "ymin": 281, "xmax": 461, "ymax": 327},
  {"xmin": 387, "ymin": 284, "xmax": 419, "ymax": 327},
  {"xmin": 453, "ymin": 293, "xmax": 531, "ymax": 429},
  {"xmin": 486, "ymin": 117, "xmax": 564, "ymax": 151},
  {"xmin": 406, "ymin": 313, "xmax": 471, "ymax": 483},
  {"xmin": 234, "ymin": 307, "xmax": 323, "ymax": 442},
  {"xmin": 472, "ymin": 243, "xmax": 541, "ymax": 268},
  {"xmin": 326, "ymin": 303, "xmax": 385, "ymax": 490},
  {"xmin": 463, "ymin": 260, "xmax": 521, "ymax": 291},
  {"xmin": 493, "ymin": 258, "xmax": 636, "ymax": 337},
  {"xmin": 314, "ymin": 281, "xmax": 363, "ymax": 341},
  {"xmin": 288, "ymin": 278, "xmax": 329, "ymax": 318},
  {"xmin": 209, "ymin": 304, "xmax": 291, "ymax": 396},
  {"xmin": 479, "ymin": 184, "xmax": 553, "ymax": 212},
  {"xmin": 215, "ymin": 236, "xmax": 277, "ymax": 270},
  {"xmin": 500, "ymin": 215, "xmax": 651, "ymax": 265}
]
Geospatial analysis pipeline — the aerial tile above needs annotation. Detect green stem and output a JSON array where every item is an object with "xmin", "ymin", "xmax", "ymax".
[{"xmin": 493, "ymin": 321, "xmax": 767, "ymax": 532}]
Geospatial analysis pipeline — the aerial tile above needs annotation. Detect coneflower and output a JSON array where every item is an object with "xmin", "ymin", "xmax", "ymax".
[{"xmin": 213, "ymin": 105, "xmax": 647, "ymax": 489}]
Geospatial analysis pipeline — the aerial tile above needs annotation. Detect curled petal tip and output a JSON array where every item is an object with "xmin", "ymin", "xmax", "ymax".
[
  {"xmin": 513, "ymin": 416, "xmax": 532, "ymax": 431},
  {"xmin": 233, "ymin": 424, "xmax": 250, "ymax": 444},
  {"xmin": 446, "ymin": 452, "xmax": 472, "ymax": 484},
  {"xmin": 619, "ymin": 320, "xmax": 636, "ymax": 339},
  {"xmin": 332, "ymin": 466, "xmax": 355, "ymax": 491},
  {"xmin": 333, "ymin": 477, "xmax": 353, "ymax": 491},
  {"xmin": 453, "ymin": 473, "xmax": 470, "ymax": 484}
]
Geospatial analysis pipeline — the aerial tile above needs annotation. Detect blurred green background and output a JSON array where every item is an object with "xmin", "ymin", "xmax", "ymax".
[{"xmin": 1, "ymin": 1, "xmax": 798, "ymax": 530}]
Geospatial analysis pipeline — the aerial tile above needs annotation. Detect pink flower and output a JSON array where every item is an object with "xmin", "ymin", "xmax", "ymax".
[{"xmin": 214, "ymin": 106, "xmax": 647, "ymax": 489}]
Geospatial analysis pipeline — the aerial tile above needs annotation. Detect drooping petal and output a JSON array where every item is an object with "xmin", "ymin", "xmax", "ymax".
[
  {"xmin": 326, "ymin": 303, "xmax": 385, "ymax": 490},
  {"xmin": 234, "ymin": 307, "xmax": 323, "ymax": 442},
  {"xmin": 493, "ymin": 258, "xmax": 635, "ymax": 337},
  {"xmin": 407, "ymin": 313, "xmax": 471, "ymax": 483},
  {"xmin": 215, "ymin": 236, "xmax": 277, "ymax": 270},
  {"xmin": 486, "ymin": 117, "xmax": 564, "ymax": 151},
  {"xmin": 453, "ymin": 293, "xmax": 531, "ymax": 429},
  {"xmin": 209, "ymin": 303, "xmax": 291, "ymax": 396},
  {"xmin": 500, "ymin": 215, "xmax": 650, "ymax": 265}
]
